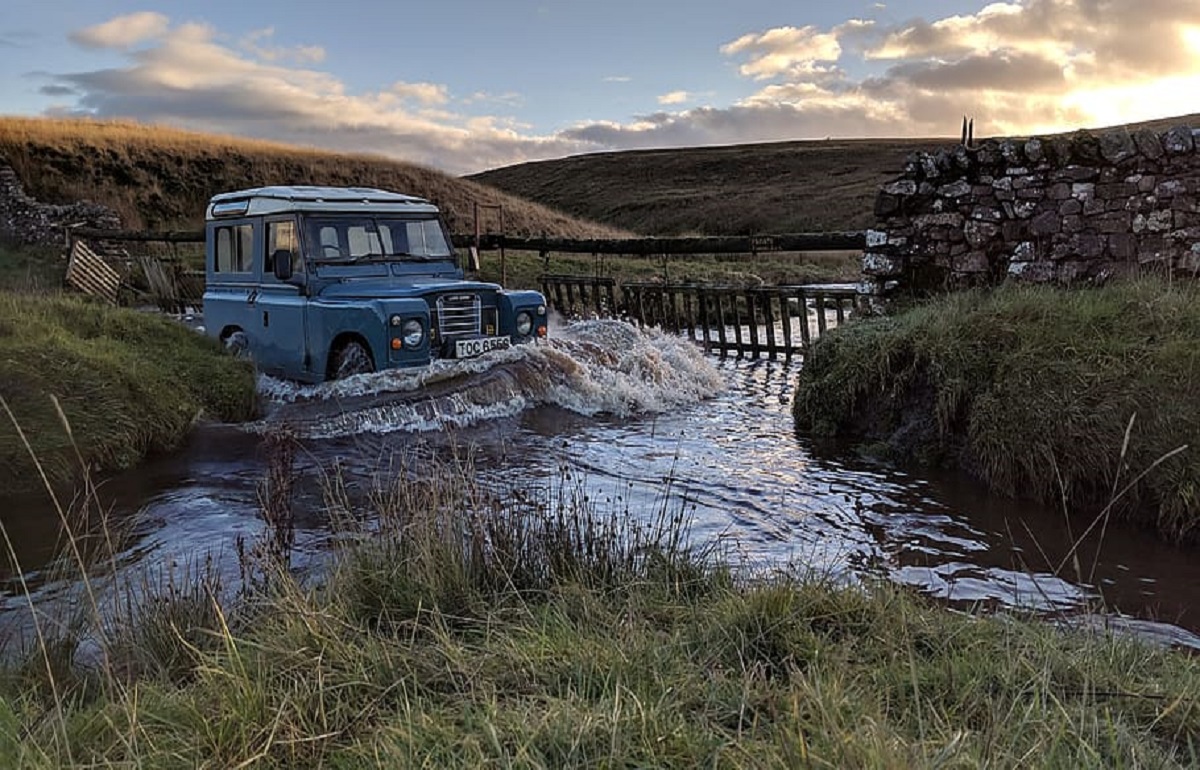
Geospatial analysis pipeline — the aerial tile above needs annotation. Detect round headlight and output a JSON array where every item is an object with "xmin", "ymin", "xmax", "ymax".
[
  {"xmin": 401, "ymin": 319, "xmax": 424, "ymax": 347},
  {"xmin": 537, "ymin": 304, "xmax": 546, "ymax": 316},
  {"xmin": 389, "ymin": 314, "xmax": 403, "ymax": 327},
  {"xmin": 515, "ymin": 311, "xmax": 533, "ymax": 336}
]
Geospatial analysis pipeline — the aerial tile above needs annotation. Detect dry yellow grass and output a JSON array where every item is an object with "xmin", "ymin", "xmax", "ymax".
[{"xmin": 0, "ymin": 116, "xmax": 625, "ymax": 237}]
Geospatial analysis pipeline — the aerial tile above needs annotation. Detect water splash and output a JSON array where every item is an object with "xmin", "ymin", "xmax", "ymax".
[{"xmin": 253, "ymin": 319, "xmax": 725, "ymax": 438}]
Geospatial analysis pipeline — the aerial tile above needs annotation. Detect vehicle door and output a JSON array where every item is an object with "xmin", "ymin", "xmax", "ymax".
[
  {"xmin": 207, "ymin": 219, "xmax": 259, "ymax": 349},
  {"xmin": 255, "ymin": 216, "xmax": 310, "ymax": 379}
]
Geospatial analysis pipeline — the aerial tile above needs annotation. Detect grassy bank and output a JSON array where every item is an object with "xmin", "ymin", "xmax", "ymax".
[
  {"xmin": 793, "ymin": 278, "xmax": 1200, "ymax": 542},
  {"xmin": 0, "ymin": 292, "xmax": 257, "ymax": 491},
  {"xmin": 477, "ymin": 248, "xmax": 862, "ymax": 293},
  {"xmin": 2, "ymin": 454, "xmax": 1198, "ymax": 767}
]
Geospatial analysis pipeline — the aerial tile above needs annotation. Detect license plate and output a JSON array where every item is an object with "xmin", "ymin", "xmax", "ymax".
[{"xmin": 454, "ymin": 336, "xmax": 511, "ymax": 358}]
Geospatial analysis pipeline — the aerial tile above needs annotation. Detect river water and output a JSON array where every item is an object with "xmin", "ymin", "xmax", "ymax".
[{"xmin": 5, "ymin": 318, "xmax": 1200, "ymax": 648}]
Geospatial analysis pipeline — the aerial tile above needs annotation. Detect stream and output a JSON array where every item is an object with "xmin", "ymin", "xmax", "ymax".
[{"xmin": 4, "ymin": 318, "xmax": 1200, "ymax": 649}]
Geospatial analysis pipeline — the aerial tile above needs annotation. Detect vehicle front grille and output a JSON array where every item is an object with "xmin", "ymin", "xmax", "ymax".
[{"xmin": 434, "ymin": 293, "xmax": 480, "ymax": 337}]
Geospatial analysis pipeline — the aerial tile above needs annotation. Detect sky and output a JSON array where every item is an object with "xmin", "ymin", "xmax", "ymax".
[{"xmin": 2, "ymin": 0, "xmax": 1200, "ymax": 174}]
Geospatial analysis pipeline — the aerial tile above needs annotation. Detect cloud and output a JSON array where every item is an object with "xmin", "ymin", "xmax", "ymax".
[
  {"xmin": 388, "ymin": 81, "xmax": 450, "ymax": 106},
  {"xmin": 0, "ymin": 29, "xmax": 39, "ymax": 47},
  {"xmin": 240, "ymin": 27, "xmax": 325, "ymax": 64},
  {"xmin": 561, "ymin": 0, "xmax": 1200, "ymax": 153},
  {"xmin": 70, "ymin": 12, "xmax": 169, "ymax": 49},
  {"xmin": 38, "ymin": 84, "xmax": 77, "ymax": 97},
  {"xmin": 657, "ymin": 90, "xmax": 691, "ymax": 105},
  {"xmin": 720, "ymin": 25, "xmax": 842, "ymax": 79},
  {"xmin": 460, "ymin": 90, "xmax": 523, "ymax": 107},
  {"xmin": 41, "ymin": 4, "xmax": 1200, "ymax": 174},
  {"xmin": 47, "ymin": 14, "xmax": 589, "ymax": 174}
]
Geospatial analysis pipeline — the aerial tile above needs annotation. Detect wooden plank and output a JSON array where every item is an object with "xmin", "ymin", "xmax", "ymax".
[
  {"xmin": 816, "ymin": 293, "xmax": 828, "ymax": 337},
  {"xmin": 797, "ymin": 292, "xmax": 811, "ymax": 349},
  {"xmin": 746, "ymin": 291, "xmax": 760, "ymax": 358},
  {"xmin": 731, "ymin": 292, "xmax": 744, "ymax": 357},
  {"xmin": 698, "ymin": 291, "xmax": 711, "ymax": 351},
  {"xmin": 762, "ymin": 290, "xmax": 777, "ymax": 360},
  {"xmin": 74, "ymin": 227, "xmax": 204, "ymax": 243},
  {"xmin": 780, "ymin": 293, "xmax": 794, "ymax": 357},
  {"xmin": 465, "ymin": 232, "xmax": 866, "ymax": 255},
  {"xmin": 715, "ymin": 293, "xmax": 728, "ymax": 356},
  {"xmin": 592, "ymin": 278, "xmax": 603, "ymax": 317}
]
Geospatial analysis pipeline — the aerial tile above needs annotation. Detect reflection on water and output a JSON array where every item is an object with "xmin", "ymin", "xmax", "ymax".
[{"xmin": 3, "ymin": 319, "xmax": 1199, "ymax": 649}]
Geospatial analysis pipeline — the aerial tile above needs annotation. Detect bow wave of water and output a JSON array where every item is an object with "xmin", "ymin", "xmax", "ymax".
[{"xmin": 254, "ymin": 319, "xmax": 726, "ymax": 438}]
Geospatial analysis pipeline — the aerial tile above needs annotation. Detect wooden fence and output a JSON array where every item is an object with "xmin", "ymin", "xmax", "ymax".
[{"xmin": 541, "ymin": 275, "xmax": 860, "ymax": 359}]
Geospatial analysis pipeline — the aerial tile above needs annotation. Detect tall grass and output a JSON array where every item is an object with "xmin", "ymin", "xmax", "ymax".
[
  {"xmin": 794, "ymin": 278, "xmax": 1200, "ymax": 543},
  {"xmin": 0, "ymin": 291, "xmax": 257, "ymax": 491},
  {"xmin": 0, "ymin": 430, "xmax": 1197, "ymax": 766}
]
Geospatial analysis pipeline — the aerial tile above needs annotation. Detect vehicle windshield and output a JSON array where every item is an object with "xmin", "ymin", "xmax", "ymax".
[{"xmin": 303, "ymin": 216, "xmax": 453, "ymax": 262}]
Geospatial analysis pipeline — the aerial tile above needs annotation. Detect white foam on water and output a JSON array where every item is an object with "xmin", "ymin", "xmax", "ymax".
[{"xmin": 254, "ymin": 319, "xmax": 726, "ymax": 438}]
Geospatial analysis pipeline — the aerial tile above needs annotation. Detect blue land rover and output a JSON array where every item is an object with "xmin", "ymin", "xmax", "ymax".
[{"xmin": 202, "ymin": 186, "xmax": 548, "ymax": 382}]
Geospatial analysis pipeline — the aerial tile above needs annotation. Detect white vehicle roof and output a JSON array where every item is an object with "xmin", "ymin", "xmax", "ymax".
[{"xmin": 206, "ymin": 186, "xmax": 441, "ymax": 219}]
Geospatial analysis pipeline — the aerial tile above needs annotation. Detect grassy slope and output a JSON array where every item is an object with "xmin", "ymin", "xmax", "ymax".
[
  {"xmin": 0, "ymin": 292, "xmax": 257, "ymax": 490},
  {"xmin": 793, "ymin": 279, "xmax": 1200, "ymax": 542},
  {"xmin": 0, "ymin": 117, "xmax": 624, "ymax": 237},
  {"xmin": 469, "ymin": 113, "xmax": 1200, "ymax": 237},
  {"xmin": 3, "ymin": 459, "xmax": 1198, "ymax": 767},
  {"xmin": 470, "ymin": 138, "xmax": 935, "ymax": 236}
]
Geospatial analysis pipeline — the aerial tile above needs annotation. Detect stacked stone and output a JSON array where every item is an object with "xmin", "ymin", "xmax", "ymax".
[
  {"xmin": 863, "ymin": 124, "xmax": 1200, "ymax": 300},
  {"xmin": 0, "ymin": 162, "xmax": 120, "ymax": 246}
]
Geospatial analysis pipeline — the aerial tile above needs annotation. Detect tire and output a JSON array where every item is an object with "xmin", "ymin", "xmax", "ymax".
[
  {"xmin": 330, "ymin": 340, "xmax": 374, "ymax": 379},
  {"xmin": 223, "ymin": 330, "xmax": 249, "ymax": 357}
]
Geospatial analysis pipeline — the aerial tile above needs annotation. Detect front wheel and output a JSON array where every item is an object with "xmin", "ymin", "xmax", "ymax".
[
  {"xmin": 223, "ymin": 330, "xmax": 249, "ymax": 357},
  {"xmin": 330, "ymin": 340, "xmax": 374, "ymax": 379}
]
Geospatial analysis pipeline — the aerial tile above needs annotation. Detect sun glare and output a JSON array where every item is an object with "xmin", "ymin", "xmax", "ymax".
[
  {"xmin": 1064, "ymin": 74, "xmax": 1200, "ymax": 129},
  {"xmin": 1185, "ymin": 25, "xmax": 1200, "ymax": 54}
]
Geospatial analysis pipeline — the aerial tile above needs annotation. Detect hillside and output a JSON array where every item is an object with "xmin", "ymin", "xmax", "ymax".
[
  {"xmin": 468, "ymin": 138, "xmax": 936, "ymax": 236},
  {"xmin": 0, "ymin": 117, "xmax": 624, "ymax": 238},
  {"xmin": 469, "ymin": 113, "xmax": 1200, "ymax": 236}
]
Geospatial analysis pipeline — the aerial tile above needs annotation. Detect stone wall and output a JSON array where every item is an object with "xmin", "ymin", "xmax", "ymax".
[
  {"xmin": 863, "ymin": 124, "xmax": 1200, "ymax": 301},
  {"xmin": 0, "ymin": 162, "xmax": 120, "ymax": 246}
]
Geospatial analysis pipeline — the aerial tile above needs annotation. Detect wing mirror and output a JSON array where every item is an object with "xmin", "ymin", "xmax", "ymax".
[{"xmin": 272, "ymin": 249, "xmax": 294, "ymax": 281}]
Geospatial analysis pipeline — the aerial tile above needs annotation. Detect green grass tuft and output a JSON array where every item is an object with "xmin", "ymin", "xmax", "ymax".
[
  {"xmin": 0, "ymin": 291, "xmax": 257, "ymax": 491},
  {"xmin": 793, "ymin": 278, "xmax": 1200, "ymax": 542}
]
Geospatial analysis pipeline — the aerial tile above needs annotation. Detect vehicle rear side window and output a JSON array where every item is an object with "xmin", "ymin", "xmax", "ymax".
[
  {"xmin": 215, "ymin": 224, "xmax": 254, "ymax": 273},
  {"xmin": 267, "ymin": 220, "xmax": 298, "ymax": 272}
]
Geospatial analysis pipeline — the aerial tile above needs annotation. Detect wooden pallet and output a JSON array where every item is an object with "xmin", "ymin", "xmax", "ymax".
[{"xmin": 65, "ymin": 240, "xmax": 121, "ymax": 304}]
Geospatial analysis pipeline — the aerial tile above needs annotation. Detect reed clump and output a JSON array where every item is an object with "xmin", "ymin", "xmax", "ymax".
[
  {"xmin": 0, "ymin": 444, "xmax": 1197, "ymax": 767},
  {"xmin": 793, "ymin": 277, "xmax": 1200, "ymax": 542}
]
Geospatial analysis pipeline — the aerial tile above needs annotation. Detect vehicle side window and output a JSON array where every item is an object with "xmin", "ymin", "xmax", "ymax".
[
  {"xmin": 214, "ymin": 224, "xmax": 254, "ymax": 273},
  {"xmin": 267, "ymin": 220, "xmax": 299, "ymax": 273}
]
